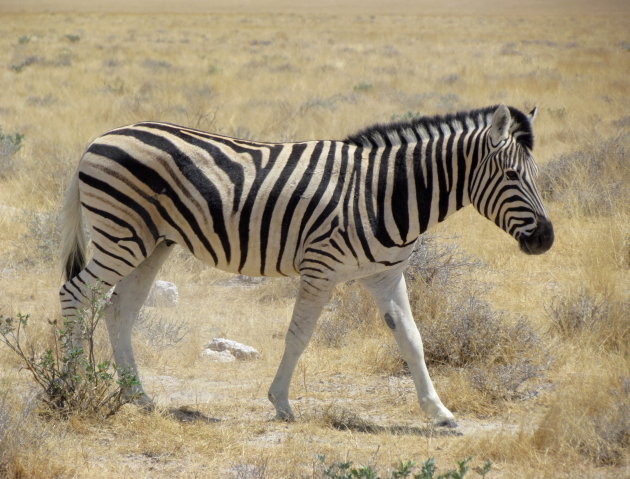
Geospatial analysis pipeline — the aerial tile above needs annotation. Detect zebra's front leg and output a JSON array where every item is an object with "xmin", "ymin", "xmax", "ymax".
[
  {"xmin": 268, "ymin": 277, "xmax": 332, "ymax": 421},
  {"xmin": 361, "ymin": 269, "xmax": 457, "ymax": 427}
]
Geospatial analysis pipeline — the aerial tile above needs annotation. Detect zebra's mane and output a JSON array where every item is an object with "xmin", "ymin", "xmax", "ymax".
[{"xmin": 345, "ymin": 105, "xmax": 534, "ymax": 151}]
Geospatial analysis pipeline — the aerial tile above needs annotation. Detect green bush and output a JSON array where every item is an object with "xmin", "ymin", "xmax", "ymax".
[
  {"xmin": 317, "ymin": 455, "xmax": 492, "ymax": 479},
  {"xmin": 0, "ymin": 283, "xmax": 138, "ymax": 418}
]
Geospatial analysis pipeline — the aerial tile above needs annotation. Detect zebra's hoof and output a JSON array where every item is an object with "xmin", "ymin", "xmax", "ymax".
[
  {"xmin": 130, "ymin": 393, "xmax": 154, "ymax": 411},
  {"xmin": 274, "ymin": 410, "xmax": 296, "ymax": 422},
  {"xmin": 435, "ymin": 418, "xmax": 459, "ymax": 428}
]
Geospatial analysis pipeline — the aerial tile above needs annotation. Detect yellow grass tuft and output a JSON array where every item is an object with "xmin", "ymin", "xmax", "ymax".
[
  {"xmin": 0, "ymin": 3, "xmax": 629, "ymax": 478},
  {"xmin": 533, "ymin": 358, "xmax": 630, "ymax": 467}
]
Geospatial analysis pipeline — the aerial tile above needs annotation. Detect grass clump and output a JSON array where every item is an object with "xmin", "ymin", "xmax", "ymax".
[
  {"xmin": 547, "ymin": 287, "xmax": 629, "ymax": 356},
  {"xmin": 0, "ymin": 283, "xmax": 138, "ymax": 418},
  {"xmin": 417, "ymin": 295, "xmax": 547, "ymax": 404},
  {"xmin": 316, "ymin": 284, "xmax": 377, "ymax": 348},
  {"xmin": 533, "ymin": 372, "xmax": 630, "ymax": 466},
  {"xmin": 136, "ymin": 308, "xmax": 189, "ymax": 350},
  {"xmin": 406, "ymin": 238, "xmax": 548, "ymax": 404},
  {"xmin": 538, "ymin": 134, "xmax": 629, "ymax": 216},
  {"xmin": 326, "ymin": 235, "xmax": 549, "ymax": 407},
  {"xmin": 0, "ymin": 127, "xmax": 25, "ymax": 178},
  {"xmin": 317, "ymin": 455, "xmax": 492, "ymax": 479},
  {"xmin": 0, "ymin": 392, "xmax": 71, "ymax": 479},
  {"xmin": 21, "ymin": 210, "xmax": 61, "ymax": 265}
]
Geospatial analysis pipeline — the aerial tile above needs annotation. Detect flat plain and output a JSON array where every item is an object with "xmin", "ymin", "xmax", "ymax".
[{"xmin": 0, "ymin": 1, "xmax": 628, "ymax": 478}]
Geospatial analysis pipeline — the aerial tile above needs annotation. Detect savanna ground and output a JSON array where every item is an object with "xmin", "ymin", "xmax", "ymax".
[{"xmin": 0, "ymin": 1, "xmax": 629, "ymax": 478}]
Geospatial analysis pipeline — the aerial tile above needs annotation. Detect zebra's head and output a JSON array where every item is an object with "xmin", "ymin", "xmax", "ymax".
[{"xmin": 470, "ymin": 105, "xmax": 554, "ymax": 255}]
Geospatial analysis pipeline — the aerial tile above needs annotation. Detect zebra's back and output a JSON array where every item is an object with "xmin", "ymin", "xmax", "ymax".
[{"xmin": 77, "ymin": 121, "xmax": 370, "ymax": 279}]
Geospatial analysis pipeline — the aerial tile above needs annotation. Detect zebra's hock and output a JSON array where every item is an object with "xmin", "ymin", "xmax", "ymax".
[{"xmin": 519, "ymin": 216, "xmax": 554, "ymax": 255}]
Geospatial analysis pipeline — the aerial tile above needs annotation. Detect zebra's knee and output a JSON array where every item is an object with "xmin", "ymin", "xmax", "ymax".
[
  {"xmin": 384, "ymin": 312, "xmax": 396, "ymax": 330},
  {"xmin": 381, "ymin": 304, "xmax": 407, "ymax": 330}
]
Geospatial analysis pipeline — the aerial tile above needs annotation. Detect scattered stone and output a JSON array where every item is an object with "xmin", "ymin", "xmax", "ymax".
[
  {"xmin": 204, "ymin": 338, "xmax": 261, "ymax": 360},
  {"xmin": 146, "ymin": 280, "xmax": 179, "ymax": 307},
  {"xmin": 201, "ymin": 349, "xmax": 236, "ymax": 362}
]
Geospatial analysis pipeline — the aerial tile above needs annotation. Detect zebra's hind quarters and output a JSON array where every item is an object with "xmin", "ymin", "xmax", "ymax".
[{"xmin": 519, "ymin": 216, "xmax": 554, "ymax": 255}]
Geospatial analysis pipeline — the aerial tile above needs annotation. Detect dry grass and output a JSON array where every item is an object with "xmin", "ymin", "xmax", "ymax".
[
  {"xmin": 533, "ymin": 358, "xmax": 630, "ymax": 467},
  {"xmin": 1, "ymin": 2, "xmax": 629, "ymax": 478},
  {"xmin": 538, "ymin": 134, "xmax": 630, "ymax": 217}
]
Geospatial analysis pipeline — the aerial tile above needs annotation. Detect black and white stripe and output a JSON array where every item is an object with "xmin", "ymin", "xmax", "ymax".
[{"xmin": 59, "ymin": 104, "xmax": 553, "ymax": 426}]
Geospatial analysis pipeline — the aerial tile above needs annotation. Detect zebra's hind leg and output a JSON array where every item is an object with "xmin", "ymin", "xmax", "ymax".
[
  {"xmin": 361, "ymin": 269, "xmax": 457, "ymax": 428},
  {"xmin": 102, "ymin": 241, "xmax": 173, "ymax": 406},
  {"xmin": 268, "ymin": 277, "xmax": 333, "ymax": 421}
]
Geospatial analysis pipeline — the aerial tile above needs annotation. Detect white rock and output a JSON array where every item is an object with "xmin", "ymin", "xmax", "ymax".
[
  {"xmin": 146, "ymin": 280, "xmax": 179, "ymax": 307},
  {"xmin": 201, "ymin": 349, "xmax": 236, "ymax": 362},
  {"xmin": 205, "ymin": 338, "xmax": 260, "ymax": 360}
]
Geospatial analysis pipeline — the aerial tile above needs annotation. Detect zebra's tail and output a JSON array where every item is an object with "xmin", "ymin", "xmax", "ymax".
[{"xmin": 60, "ymin": 170, "xmax": 87, "ymax": 281}]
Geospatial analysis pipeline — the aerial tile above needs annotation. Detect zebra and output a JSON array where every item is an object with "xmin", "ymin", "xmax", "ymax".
[{"xmin": 59, "ymin": 104, "xmax": 553, "ymax": 427}]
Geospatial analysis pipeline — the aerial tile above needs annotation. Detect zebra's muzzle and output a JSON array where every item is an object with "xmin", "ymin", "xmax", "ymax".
[{"xmin": 519, "ymin": 216, "xmax": 554, "ymax": 255}]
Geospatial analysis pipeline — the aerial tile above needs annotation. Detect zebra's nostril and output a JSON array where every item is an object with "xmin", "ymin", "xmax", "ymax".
[{"xmin": 519, "ymin": 217, "xmax": 554, "ymax": 255}]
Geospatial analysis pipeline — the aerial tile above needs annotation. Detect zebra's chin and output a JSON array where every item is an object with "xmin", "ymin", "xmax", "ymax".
[{"xmin": 518, "ymin": 216, "xmax": 554, "ymax": 255}]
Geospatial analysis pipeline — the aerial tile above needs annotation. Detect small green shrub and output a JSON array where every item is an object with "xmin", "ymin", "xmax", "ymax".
[
  {"xmin": 317, "ymin": 455, "xmax": 492, "ymax": 479},
  {"xmin": 0, "ymin": 127, "xmax": 25, "ymax": 177},
  {"xmin": 0, "ymin": 283, "xmax": 138, "ymax": 418},
  {"xmin": 390, "ymin": 111, "xmax": 423, "ymax": 122},
  {"xmin": 353, "ymin": 82, "xmax": 373, "ymax": 92},
  {"xmin": 9, "ymin": 56, "xmax": 38, "ymax": 73}
]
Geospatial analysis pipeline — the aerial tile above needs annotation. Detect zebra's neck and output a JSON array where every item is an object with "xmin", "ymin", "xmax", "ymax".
[{"xmin": 348, "ymin": 109, "xmax": 491, "ymax": 244}]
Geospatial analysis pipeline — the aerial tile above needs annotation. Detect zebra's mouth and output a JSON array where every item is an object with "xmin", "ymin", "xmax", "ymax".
[{"xmin": 519, "ymin": 216, "xmax": 554, "ymax": 255}]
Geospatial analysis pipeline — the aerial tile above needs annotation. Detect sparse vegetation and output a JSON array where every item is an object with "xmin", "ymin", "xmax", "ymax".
[
  {"xmin": 0, "ymin": 127, "xmax": 24, "ymax": 177},
  {"xmin": 546, "ymin": 287, "xmax": 629, "ymax": 356},
  {"xmin": 9, "ymin": 56, "xmax": 38, "ymax": 73},
  {"xmin": 136, "ymin": 308, "xmax": 189, "ymax": 349},
  {"xmin": 0, "ymin": 2, "xmax": 628, "ymax": 478},
  {"xmin": 316, "ymin": 284, "xmax": 377, "ymax": 348},
  {"xmin": 0, "ymin": 283, "xmax": 139, "ymax": 418},
  {"xmin": 538, "ymin": 134, "xmax": 629, "ymax": 216},
  {"xmin": 405, "ymin": 237, "xmax": 550, "ymax": 404},
  {"xmin": 317, "ymin": 455, "xmax": 492, "ymax": 479},
  {"xmin": 325, "ymin": 235, "xmax": 549, "ymax": 405},
  {"xmin": 21, "ymin": 210, "xmax": 61, "ymax": 263},
  {"xmin": 533, "ymin": 371, "xmax": 630, "ymax": 466}
]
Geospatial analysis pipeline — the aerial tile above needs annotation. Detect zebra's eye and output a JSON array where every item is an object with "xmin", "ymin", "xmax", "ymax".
[{"xmin": 505, "ymin": 170, "xmax": 519, "ymax": 181}]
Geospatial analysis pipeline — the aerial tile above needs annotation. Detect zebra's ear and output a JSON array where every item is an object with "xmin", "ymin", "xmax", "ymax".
[
  {"xmin": 528, "ymin": 106, "xmax": 538, "ymax": 123},
  {"xmin": 489, "ymin": 104, "xmax": 511, "ymax": 144}
]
